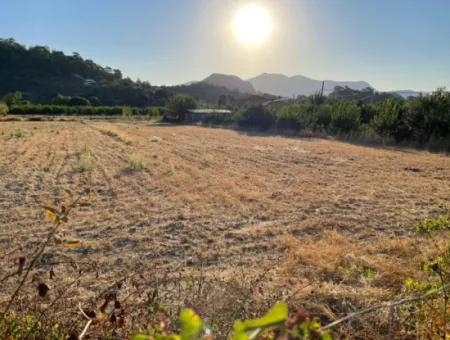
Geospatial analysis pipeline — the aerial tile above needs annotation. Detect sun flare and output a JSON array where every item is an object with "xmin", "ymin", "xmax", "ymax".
[{"xmin": 233, "ymin": 3, "xmax": 272, "ymax": 46}]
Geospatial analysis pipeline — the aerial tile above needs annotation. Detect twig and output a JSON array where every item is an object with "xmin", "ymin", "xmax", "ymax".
[
  {"xmin": 320, "ymin": 282, "xmax": 450, "ymax": 331},
  {"xmin": 286, "ymin": 283, "xmax": 313, "ymax": 303},
  {"xmin": 78, "ymin": 303, "xmax": 93, "ymax": 340}
]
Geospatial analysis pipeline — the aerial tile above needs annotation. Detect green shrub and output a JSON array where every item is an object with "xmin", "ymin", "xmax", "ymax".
[
  {"xmin": 166, "ymin": 95, "xmax": 198, "ymax": 121},
  {"xmin": 276, "ymin": 104, "xmax": 303, "ymax": 130},
  {"xmin": 9, "ymin": 104, "xmax": 124, "ymax": 115},
  {"xmin": 370, "ymin": 100, "xmax": 402, "ymax": 138},
  {"xmin": 330, "ymin": 101, "xmax": 361, "ymax": 133},
  {"xmin": 2, "ymin": 91, "xmax": 23, "ymax": 106},
  {"xmin": 238, "ymin": 105, "xmax": 276, "ymax": 130},
  {"xmin": 0, "ymin": 102, "xmax": 8, "ymax": 115}
]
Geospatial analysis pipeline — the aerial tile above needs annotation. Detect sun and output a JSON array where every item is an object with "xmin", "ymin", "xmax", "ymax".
[{"xmin": 233, "ymin": 3, "xmax": 272, "ymax": 46}]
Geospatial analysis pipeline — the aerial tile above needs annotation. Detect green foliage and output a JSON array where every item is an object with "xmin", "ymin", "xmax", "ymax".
[
  {"xmin": 132, "ymin": 302, "xmax": 331, "ymax": 340},
  {"xmin": 2, "ymin": 91, "xmax": 23, "ymax": 106},
  {"xmin": 7, "ymin": 103, "xmax": 160, "ymax": 117},
  {"xmin": 0, "ymin": 38, "xmax": 167, "ymax": 107},
  {"xmin": 370, "ymin": 100, "xmax": 402, "ymax": 137},
  {"xmin": 0, "ymin": 102, "xmax": 8, "ymax": 115},
  {"xmin": 166, "ymin": 95, "xmax": 198, "ymax": 121},
  {"xmin": 1, "ymin": 314, "xmax": 65, "ymax": 340},
  {"xmin": 53, "ymin": 94, "xmax": 90, "ymax": 106},
  {"xmin": 417, "ymin": 215, "xmax": 450, "ymax": 233},
  {"xmin": 405, "ymin": 207, "xmax": 450, "ymax": 338},
  {"xmin": 238, "ymin": 105, "xmax": 276, "ymax": 130},
  {"xmin": 329, "ymin": 101, "xmax": 361, "ymax": 133},
  {"xmin": 180, "ymin": 309, "xmax": 203, "ymax": 340},
  {"xmin": 202, "ymin": 111, "xmax": 235, "ymax": 125},
  {"xmin": 233, "ymin": 301, "xmax": 287, "ymax": 340}
]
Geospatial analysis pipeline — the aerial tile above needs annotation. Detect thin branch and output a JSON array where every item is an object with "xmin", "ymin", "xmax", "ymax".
[
  {"xmin": 320, "ymin": 283, "xmax": 450, "ymax": 331},
  {"xmin": 78, "ymin": 303, "xmax": 93, "ymax": 340},
  {"xmin": 0, "ymin": 226, "xmax": 57, "ymax": 321}
]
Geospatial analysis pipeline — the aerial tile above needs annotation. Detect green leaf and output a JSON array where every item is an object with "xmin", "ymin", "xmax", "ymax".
[
  {"xmin": 180, "ymin": 309, "xmax": 203, "ymax": 340},
  {"xmin": 233, "ymin": 302, "xmax": 288, "ymax": 340},
  {"xmin": 319, "ymin": 332, "xmax": 333, "ymax": 340},
  {"xmin": 131, "ymin": 334, "xmax": 150, "ymax": 340}
]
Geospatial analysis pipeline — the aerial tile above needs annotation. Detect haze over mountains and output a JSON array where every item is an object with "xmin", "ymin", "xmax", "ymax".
[
  {"xmin": 194, "ymin": 73, "xmax": 425, "ymax": 98},
  {"xmin": 248, "ymin": 73, "xmax": 372, "ymax": 97},
  {"xmin": 197, "ymin": 73, "xmax": 372, "ymax": 97}
]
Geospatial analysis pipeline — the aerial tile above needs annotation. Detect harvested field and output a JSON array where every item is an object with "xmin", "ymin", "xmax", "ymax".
[{"xmin": 0, "ymin": 120, "xmax": 449, "ymax": 337}]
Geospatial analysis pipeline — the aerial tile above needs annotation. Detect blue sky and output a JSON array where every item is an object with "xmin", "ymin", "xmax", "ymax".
[{"xmin": 1, "ymin": 0, "xmax": 449, "ymax": 91}]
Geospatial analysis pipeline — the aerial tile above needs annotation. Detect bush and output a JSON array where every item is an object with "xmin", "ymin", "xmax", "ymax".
[
  {"xmin": 276, "ymin": 104, "xmax": 303, "ymax": 130},
  {"xmin": 404, "ymin": 89, "xmax": 450, "ymax": 143},
  {"xmin": 68, "ymin": 96, "xmax": 91, "ymax": 106},
  {"xmin": 370, "ymin": 100, "xmax": 402, "ymax": 138},
  {"xmin": 2, "ymin": 91, "xmax": 23, "ymax": 106},
  {"xmin": 9, "ymin": 104, "xmax": 123, "ymax": 115},
  {"xmin": 329, "ymin": 101, "xmax": 361, "ymax": 133},
  {"xmin": 166, "ymin": 95, "xmax": 198, "ymax": 121},
  {"xmin": 238, "ymin": 105, "xmax": 276, "ymax": 130},
  {"xmin": 312, "ymin": 104, "xmax": 332, "ymax": 130},
  {"xmin": 0, "ymin": 102, "xmax": 8, "ymax": 115}
]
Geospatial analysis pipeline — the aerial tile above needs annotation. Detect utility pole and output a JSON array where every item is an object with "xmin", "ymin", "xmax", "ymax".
[{"xmin": 320, "ymin": 80, "xmax": 325, "ymax": 97}]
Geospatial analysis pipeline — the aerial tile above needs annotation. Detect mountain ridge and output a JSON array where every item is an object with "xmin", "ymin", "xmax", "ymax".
[
  {"xmin": 247, "ymin": 73, "xmax": 372, "ymax": 97},
  {"xmin": 202, "ymin": 73, "xmax": 256, "ymax": 94}
]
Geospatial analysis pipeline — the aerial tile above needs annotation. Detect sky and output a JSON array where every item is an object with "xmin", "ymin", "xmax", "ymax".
[{"xmin": 1, "ymin": 0, "xmax": 449, "ymax": 91}]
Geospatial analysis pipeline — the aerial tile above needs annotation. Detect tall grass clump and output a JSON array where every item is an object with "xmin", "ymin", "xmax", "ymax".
[
  {"xmin": 0, "ymin": 102, "xmax": 8, "ymax": 115},
  {"xmin": 75, "ymin": 145, "xmax": 93, "ymax": 172},
  {"xmin": 127, "ymin": 153, "xmax": 146, "ymax": 171}
]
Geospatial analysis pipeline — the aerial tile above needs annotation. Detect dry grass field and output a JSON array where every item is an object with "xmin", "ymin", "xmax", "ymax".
[{"xmin": 0, "ymin": 119, "xmax": 449, "ymax": 337}]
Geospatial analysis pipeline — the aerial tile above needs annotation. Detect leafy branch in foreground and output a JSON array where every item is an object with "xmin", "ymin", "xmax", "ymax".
[
  {"xmin": 132, "ymin": 302, "xmax": 331, "ymax": 340},
  {"xmin": 0, "ymin": 190, "xmax": 87, "ymax": 325}
]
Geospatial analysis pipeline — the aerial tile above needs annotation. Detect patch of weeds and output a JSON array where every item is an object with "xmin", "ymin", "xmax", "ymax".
[
  {"xmin": 417, "ymin": 205, "xmax": 450, "ymax": 232},
  {"xmin": 150, "ymin": 135, "xmax": 162, "ymax": 143},
  {"xmin": 200, "ymin": 158, "xmax": 210, "ymax": 169},
  {"xmin": 127, "ymin": 153, "xmax": 146, "ymax": 172},
  {"xmin": 75, "ymin": 145, "xmax": 93, "ymax": 173},
  {"xmin": 10, "ymin": 128, "xmax": 26, "ymax": 138},
  {"xmin": 1, "ymin": 314, "xmax": 65, "ymax": 339}
]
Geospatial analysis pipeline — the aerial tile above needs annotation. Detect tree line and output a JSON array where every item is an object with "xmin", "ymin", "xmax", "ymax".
[{"xmin": 204, "ymin": 87, "xmax": 450, "ymax": 151}]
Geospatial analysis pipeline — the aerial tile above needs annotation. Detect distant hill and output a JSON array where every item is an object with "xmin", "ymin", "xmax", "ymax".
[
  {"xmin": 0, "ymin": 38, "xmax": 168, "ymax": 106},
  {"xmin": 391, "ymin": 90, "xmax": 425, "ymax": 98},
  {"xmin": 202, "ymin": 73, "xmax": 256, "ymax": 94},
  {"xmin": 168, "ymin": 81, "xmax": 276, "ymax": 107},
  {"xmin": 248, "ymin": 73, "xmax": 372, "ymax": 97}
]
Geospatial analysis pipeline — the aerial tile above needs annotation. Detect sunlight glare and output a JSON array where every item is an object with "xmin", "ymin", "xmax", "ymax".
[{"xmin": 233, "ymin": 3, "xmax": 272, "ymax": 46}]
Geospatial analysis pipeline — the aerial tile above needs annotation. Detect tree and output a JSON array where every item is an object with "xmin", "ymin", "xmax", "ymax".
[
  {"xmin": 166, "ymin": 95, "xmax": 198, "ymax": 121},
  {"xmin": 3, "ymin": 91, "xmax": 23, "ymax": 106}
]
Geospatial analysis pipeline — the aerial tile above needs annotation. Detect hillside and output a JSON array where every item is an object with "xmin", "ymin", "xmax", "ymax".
[
  {"xmin": 248, "ymin": 72, "xmax": 372, "ymax": 97},
  {"xmin": 0, "ymin": 38, "xmax": 168, "ymax": 106}
]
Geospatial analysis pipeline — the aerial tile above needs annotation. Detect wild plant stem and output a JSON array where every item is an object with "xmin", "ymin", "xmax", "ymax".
[{"xmin": 0, "ymin": 226, "xmax": 57, "ymax": 322}]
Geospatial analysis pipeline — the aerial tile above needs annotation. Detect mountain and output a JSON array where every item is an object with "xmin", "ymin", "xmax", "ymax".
[
  {"xmin": 391, "ymin": 90, "xmax": 424, "ymax": 98},
  {"xmin": 202, "ymin": 73, "xmax": 256, "ymax": 94},
  {"xmin": 169, "ymin": 82, "xmax": 276, "ymax": 106},
  {"xmin": 248, "ymin": 73, "xmax": 372, "ymax": 97}
]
